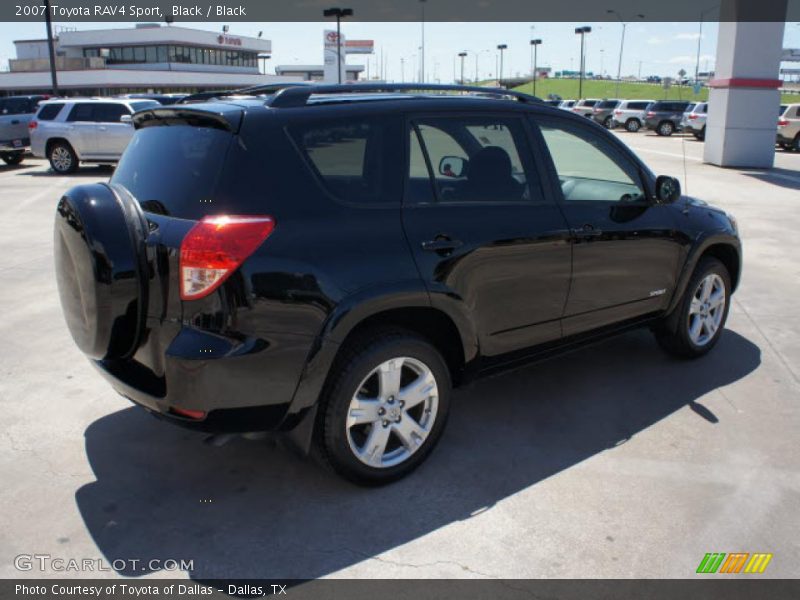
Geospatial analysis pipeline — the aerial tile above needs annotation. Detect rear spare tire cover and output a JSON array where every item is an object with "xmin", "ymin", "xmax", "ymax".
[{"xmin": 54, "ymin": 183, "xmax": 148, "ymax": 360}]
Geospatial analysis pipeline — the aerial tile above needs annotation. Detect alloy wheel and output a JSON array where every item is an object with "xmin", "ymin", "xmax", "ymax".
[
  {"xmin": 51, "ymin": 147, "xmax": 73, "ymax": 173},
  {"xmin": 346, "ymin": 356, "xmax": 439, "ymax": 468},
  {"xmin": 687, "ymin": 273, "xmax": 726, "ymax": 346}
]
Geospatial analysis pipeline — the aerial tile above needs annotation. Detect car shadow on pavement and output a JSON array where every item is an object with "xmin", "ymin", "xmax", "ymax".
[
  {"xmin": 743, "ymin": 168, "xmax": 800, "ymax": 191},
  {"xmin": 75, "ymin": 328, "xmax": 760, "ymax": 580}
]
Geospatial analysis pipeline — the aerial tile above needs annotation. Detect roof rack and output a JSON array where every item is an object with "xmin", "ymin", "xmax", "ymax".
[
  {"xmin": 177, "ymin": 82, "xmax": 312, "ymax": 105},
  {"xmin": 268, "ymin": 83, "xmax": 541, "ymax": 108}
]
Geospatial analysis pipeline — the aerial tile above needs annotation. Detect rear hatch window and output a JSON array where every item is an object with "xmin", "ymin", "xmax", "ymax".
[{"xmin": 111, "ymin": 124, "xmax": 233, "ymax": 219}]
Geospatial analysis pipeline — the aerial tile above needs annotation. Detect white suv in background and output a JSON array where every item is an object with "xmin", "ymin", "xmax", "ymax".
[
  {"xmin": 30, "ymin": 98, "xmax": 160, "ymax": 173},
  {"xmin": 610, "ymin": 99, "xmax": 655, "ymax": 132}
]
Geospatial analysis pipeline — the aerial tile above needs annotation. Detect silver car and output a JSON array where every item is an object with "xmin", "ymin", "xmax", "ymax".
[
  {"xmin": 31, "ymin": 98, "xmax": 159, "ymax": 174},
  {"xmin": 570, "ymin": 99, "xmax": 601, "ymax": 118},
  {"xmin": 682, "ymin": 102, "xmax": 708, "ymax": 140},
  {"xmin": 558, "ymin": 99, "xmax": 576, "ymax": 110},
  {"xmin": 610, "ymin": 99, "xmax": 655, "ymax": 132}
]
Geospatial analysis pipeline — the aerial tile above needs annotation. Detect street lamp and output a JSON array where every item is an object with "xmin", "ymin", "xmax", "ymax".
[
  {"xmin": 695, "ymin": 5, "xmax": 718, "ymax": 85},
  {"xmin": 458, "ymin": 51, "xmax": 467, "ymax": 84},
  {"xmin": 574, "ymin": 26, "xmax": 591, "ymax": 99},
  {"xmin": 42, "ymin": 0, "xmax": 59, "ymax": 95},
  {"xmin": 420, "ymin": 0, "xmax": 427, "ymax": 83},
  {"xmin": 497, "ymin": 44, "xmax": 508, "ymax": 87},
  {"xmin": 530, "ymin": 39, "xmax": 542, "ymax": 96},
  {"xmin": 323, "ymin": 7, "xmax": 353, "ymax": 84},
  {"xmin": 607, "ymin": 10, "xmax": 644, "ymax": 98}
]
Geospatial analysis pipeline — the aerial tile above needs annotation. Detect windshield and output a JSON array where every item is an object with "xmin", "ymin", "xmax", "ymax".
[{"xmin": 130, "ymin": 100, "xmax": 161, "ymax": 112}]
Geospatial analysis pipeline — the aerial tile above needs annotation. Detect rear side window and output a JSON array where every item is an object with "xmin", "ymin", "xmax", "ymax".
[
  {"xmin": 290, "ymin": 117, "xmax": 395, "ymax": 204},
  {"xmin": 597, "ymin": 100, "xmax": 619, "ymax": 109},
  {"xmin": 37, "ymin": 103, "xmax": 64, "ymax": 120},
  {"xmin": 627, "ymin": 101, "xmax": 650, "ymax": 110},
  {"xmin": 112, "ymin": 125, "xmax": 232, "ymax": 217},
  {"xmin": 67, "ymin": 103, "xmax": 95, "ymax": 122}
]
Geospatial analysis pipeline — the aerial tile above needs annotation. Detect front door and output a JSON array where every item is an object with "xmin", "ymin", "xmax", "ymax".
[
  {"xmin": 402, "ymin": 113, "xmax": 572, "ymax": 357},
  {"xmin": 530, "ymin": 116, "xmax": 684, "ymax": 337},
  {"xmin": 65, "ymin": 103, "xmax": 98, "ymax": 157}
]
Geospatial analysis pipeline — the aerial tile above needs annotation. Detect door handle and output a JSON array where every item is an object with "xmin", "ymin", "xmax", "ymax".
[
  {"xmin": 421, "ymin": 237, "xmax": 463, "ymax": 254},
  {"xmin": 571, "ymin": 225, "xmax": 603, "ymax": 239},
  {"xmin": 98, "ymin": 126, "xmax": 107, "ymax": 131}
]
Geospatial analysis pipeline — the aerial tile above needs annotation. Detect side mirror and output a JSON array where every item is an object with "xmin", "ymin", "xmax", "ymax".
[
  {"xmin": 655, "ymin": 175, "xmax": 681, "ymax": 203},
  {"xmin": 438, "ymin": 155, "xmax": 467, "ymax": 178},
  {"xmin": 120, "ymin": 114, "xmax": 133, "ymax": 125}
]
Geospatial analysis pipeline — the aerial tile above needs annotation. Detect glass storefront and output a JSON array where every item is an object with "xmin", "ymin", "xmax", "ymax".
[{"xmin": 83, "ymin": 45, "xmax": 258, "ymax": 68}]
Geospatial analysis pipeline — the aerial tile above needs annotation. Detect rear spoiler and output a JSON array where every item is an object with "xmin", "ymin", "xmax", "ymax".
[{"xmin": 132, "ymin": 105, "xmax": 244, "ymax": 133}]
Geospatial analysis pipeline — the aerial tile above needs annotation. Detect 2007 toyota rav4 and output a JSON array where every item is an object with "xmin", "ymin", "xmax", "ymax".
[{"xmin": 54, "ymin": 84, "xmax": 741, "ymax": 485}]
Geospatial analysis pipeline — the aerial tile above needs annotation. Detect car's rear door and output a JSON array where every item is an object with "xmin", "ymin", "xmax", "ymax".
[
  {"xmin": 92, "ymin": 103, "xmax": 133, "ymax": 158},
  {"xmin": 64, "ymin": 103, "xmax": 98, "ymax": 157},
  {"xmin": 529, "ymin": 114, "xmax": 684, "ymax": 337},
  {"xmin": 401, "ymin": 112, "xmax": 572, "ymax": 357},
  {"xmin": 0, "ymin": 98, "xmax": 33, "ymax": 148}
]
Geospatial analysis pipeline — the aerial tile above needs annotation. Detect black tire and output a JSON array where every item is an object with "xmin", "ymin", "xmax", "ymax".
[
  {"xmin": 694, "ymin": 127, "xmax": 705, "ymax": 141},
  {"xmin": 793, "ymin": 134, "xmax": 800, "ymax": 152},
  {"xmin": 316, "ymin": 330, "xmax": 452, "ymax": 485},
  {"xmin": 603, "ymin": 116, "xmax": 613, "ymax": 129},
  {"xmin": 656, "ymin": 121, "xmax": 675, "ymax": 136},
  {"xmin": 48, "ymin": 141, "xmax": 79, "ymax": 174},
  {"xmin": 625, "ymin": 119, "xmax": 641, "ymax": 132},
  {"xmin": 1, "ymin": 153, "xmax": 24, "ymax": 165},
  {"xmin": 655, "ymin": 257, "xmax": 731, "ymax": 358}
]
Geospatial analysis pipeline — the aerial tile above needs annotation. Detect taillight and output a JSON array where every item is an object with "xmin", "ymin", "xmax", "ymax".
[
  {"xmin": 688, "ymin": 114, "xmax": 698, "ymax": 120},
  {"xmin": 28, "ymin": 120, "xmax": 38, "ymax": 130},
  {"xmin": 170, "ymin": 407, "xmax": 206, "ymax": 420},
  {"xmin": 614, "ymin": 110, "xmax": 622, "ymax": 115},
  {"xmin": 778, "ymin": 119, "xmax": 789, "ymax": 127},
  {"xmin": 646, "ymin": 111, "xmax": 655, "ymax": 117},
  {"xmin": 179, "ymin": 215, "xmax": 275, "ymax": 300}
]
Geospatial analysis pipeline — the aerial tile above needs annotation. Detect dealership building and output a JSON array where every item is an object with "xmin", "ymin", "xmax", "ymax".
[{"xmin": 0, "ymin": 24, "xmax": 300, "ymax": 96}]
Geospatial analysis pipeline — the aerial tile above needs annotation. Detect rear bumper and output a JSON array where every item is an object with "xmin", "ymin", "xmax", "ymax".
[
  {"xmin": 0, "ymin": 139, "xmax": 28, "ymax": 152},
  {"xmin": 93, "ymin": 325, "xmax": 315, "ymax": 433},
  {"xmin": 777, "ymin": 133, "xmax": 794, "ymax": 144}
]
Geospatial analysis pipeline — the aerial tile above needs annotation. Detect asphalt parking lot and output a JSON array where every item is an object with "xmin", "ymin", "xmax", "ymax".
[{"xmin": 0, "ymin": 133, "xmax": 798, "ymax": 580}]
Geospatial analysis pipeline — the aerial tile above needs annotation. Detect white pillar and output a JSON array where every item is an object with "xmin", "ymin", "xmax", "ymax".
[{"xmin": 703, "ymin": 20, "xmax": 785, "ymax": 168}]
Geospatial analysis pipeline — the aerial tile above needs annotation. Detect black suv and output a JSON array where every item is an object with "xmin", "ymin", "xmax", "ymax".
[{"xmin": 54, "ymin": 84, "xmax": 741, "ymax": 485}]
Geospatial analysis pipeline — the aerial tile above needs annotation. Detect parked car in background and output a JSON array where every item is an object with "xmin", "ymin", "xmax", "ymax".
[
  {"xmin": 777, "ymin": 104, "xmax": 800, "ymax": 151},
  {"xmin": 117, "ymin": 93, "xmax": 187, "ymax": 105},
  {"xmin": 558, "ymin": 99, "xmax": 576, "ymax": 110},
  {"xmin": 682, "ymin": 102, "xmax": 708, "ymax": 140},
  {"xmin": 542, "ymin": 99, "xmax": 562, "ymax": 107},
  {"xmin": 610, "ymin": 99, "xmax": 655, "ymax": 132},
  {"xmin": 31, "ymin": 97, "xmax": 160, "ymax": 173},
  {"xmin": 0, "ymin": 95, "xmax": 48, "ymax": 165},
  {"xmin": 571, "ymin": 99, "xmax": 600, "ymax": 117},
  {"xmin": 53, "ymin": 83, "xmax": 741, "ymax": 485},
  {"xmin": 591, "ymin": 99, "xmax": 622, "ymax": 128},
  {"xmin": 644, "ymin": 100, "xmax": 693, "ymax": 136}
]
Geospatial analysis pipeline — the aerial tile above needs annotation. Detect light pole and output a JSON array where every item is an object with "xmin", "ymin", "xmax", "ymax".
[
  {"xmin": 458, "ymin": 51, "xmax": 467, "ymax": 84},
  {"xmin": 575, "ymin": 26, "xmax": 591, "ymax": 99},
  {"xmin": 400, "ymin": 57, "xmax": 405, "ymax": 82},
  {"xmin": 530, "ymin": 39, "xmax": 542, "ymax": 96},
  {"xmin": 695, "ymin": 5, "xmax": 718, "ymax": 84},
  {"xmin": 497, "ymin": 44, "xmax": 507, "ymax": 87},
  {"xmin": 42, "ymin": 0, "xmax": 59, "ymax": 96},
  {"xmin": 607, "ymin": 10, "xmax": 644, "ymax": 98},
  {"xmin": 323, "ymin": 7, "xmax": 353, "ymax": 84},
  {"xmin": 420, "ymin": 0, "xmax": 426, "ymax": 83}
]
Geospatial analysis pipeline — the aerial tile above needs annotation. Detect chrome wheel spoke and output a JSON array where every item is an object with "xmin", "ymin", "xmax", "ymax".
[
  {"xmin": 359, "ymin": 423, "xmax": 392, "ymax": 467},
  {"xmin": 347, "ymin": 397, "xmax": 381, "ymax": 426},
  {"xmin": 708, "ymin": 288, "xmax": 725, "ymax": 310},
  {"xmin": 690, "ymin": 315, "xmax": 704, "ymax": 339},
  {"xmin": 378, "ymin": 359, "xmax": 403, "ymax": 399},
  {"xmin": 398, "ymin": 374, "xmax": 436, "ymax": 409},
  {"xmin": 393, "ymin": 414, "xmax": 426, "ymax": 451},
  {"xmin": 687, "ymin": 273, "xmax": 726, "ymax": 346},
  {"xmin": 690, "ymin": 297, "xmax": 703, "ymax": 315}
]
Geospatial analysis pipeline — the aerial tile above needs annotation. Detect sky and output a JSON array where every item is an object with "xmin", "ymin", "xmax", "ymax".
[{"xmin": 0, "ymin": 21, "xmax": 799, "ymax": 82}]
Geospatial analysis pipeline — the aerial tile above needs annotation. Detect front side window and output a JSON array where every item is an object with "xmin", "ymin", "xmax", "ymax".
[
  {"xmin": 407, "ymin": 116, "xmax": 541, "ymax": 204},
  {"xmin": 67, "ymin": 103, "xmax": 95, "ymax": 122},
  {"xmin": 93, "ymin": 103, "xmax": 130, "ymax": 123},
  {"xmin": 537, "ymin": 122, "xmax": 645, "ymax": 203},
  {"xmin": 290, "ymin": 117, "xmax": 396, "ymax": 204}
]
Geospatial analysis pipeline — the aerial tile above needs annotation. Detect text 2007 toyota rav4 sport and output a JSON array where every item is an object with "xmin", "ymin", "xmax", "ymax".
[{"xmin": 54, "ymin": 84, "xmax": 741, "ymax": 485}]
